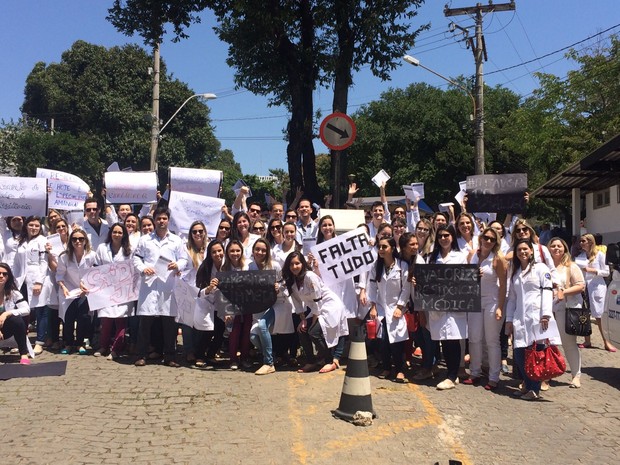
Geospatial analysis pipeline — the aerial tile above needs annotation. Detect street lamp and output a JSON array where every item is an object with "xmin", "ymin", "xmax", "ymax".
[
  {"xmin": 403, "ymin": 55, "xmax": 483, "ymax": 174},
  {"xmin": 149, "ymin": 93, "xmax": 217, "ymax": 171}
]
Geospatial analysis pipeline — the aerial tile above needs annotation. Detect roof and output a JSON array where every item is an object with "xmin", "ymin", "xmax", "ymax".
[{"xmin": 533, "ymin": 133, "xmax": 620, "ymax": 199}]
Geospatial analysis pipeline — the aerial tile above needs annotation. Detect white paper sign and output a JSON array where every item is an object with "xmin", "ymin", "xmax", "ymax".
[
  {"xmin": 532, "ymin": 319, "xmax": 561, "ymax": 342},
  {"xmin": 0, "ymin": 176, "xmax": 47, "ymax": 217},
  {"xmin": 47, "ymin": 233, "xmax": 65, "ymax": 257},
  {"xmin": 104, "ymin": 171, "xmax": 157, "ymax": 204},
  {"xmin": 154, "ymin": 254, "xmax": 174, "ymax": 282},
  {"xmin": 455, "ymin": 180, "xmax": 467, "ymax": 205},
  {"xmin": 170, "ymin": 166, "xmax": 222, "ymax": 198},
  {"xmin": 319, "ymin": 209, "xmax": 365, "ymax": 233},
  {"xmin": 310, "ymin": 227, "xmax": 376, "ymax": 286},
  {"xmin": 302, "ymin": 237, "xmax": 317, "ymax": 256},
  {"xmin": 439, "ymin": 202, "xmax": 454, "ymax": 213},
  {"xmin": 37, "ymin": 169, "xmax": 90, "ymax": 211},
  {"xmin": 168, "ymin": 191, "xmax": 225, "ymax": 237},
  {"xmin": 232, "ymin": 179, "xmax": 252, "ymax": 197},
  {"xmin": 81, "ymin": 262, "xmax": 140, "ymax": 311},
  {"xmin": 174, "ymin": 279, "xmax": 198, "ymax": 326},
  {"xmin": 371, "ymin": 169, "xmax": 390, "ymax": 188},
  {"xmin": 403, "ymin": 183, "xmax": 425, "ymax": 201}
]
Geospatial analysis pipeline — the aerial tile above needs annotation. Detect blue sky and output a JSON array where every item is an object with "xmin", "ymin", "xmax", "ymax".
[{"xmin": 1, "ymin": 1, "xmax": 619, "ymax": 176}]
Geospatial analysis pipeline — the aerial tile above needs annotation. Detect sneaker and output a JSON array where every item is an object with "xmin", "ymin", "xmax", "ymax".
[
  {"xmin": 255, "ymin": 364, "xmax": 276, "ymax": 375},
  {"xmin": 20, "ymin": 358, "xmax": 32, "ymax": 365},
  {"xmin": 521, "ymin": 390, "xmax": 539, "ymax": 401},
  {"xmin": 33, "ymin": 344, "xmax": 44, "ymax": 355},
  {"xmin": 78, "ymin": 346, "xmax": 88, "ymax": 355},
  {"xmin": 134, "ymin": 358, "xmax": 146, "ymax": 367},
  {"xmin": 93, "ymin": 351, "xmax": 102, "ymax": 357},
  {"xmin": 107, "ymin": 351, "xmax": 117, "ymax": 361},
  {"xmin": 436, "ymin": 378, "xmax": 457, "ymax": 390},
  {"xmin": 413, "ymin": 347, "xmax": 423, "ymax": 357},
  {"xmin": 230, "ymin": 363, "xmax": 239, "ymax": 371},
  {"xmin": 83, "ymin": 339, "xmax": 92, "ymax": 350},
  {"xmin": 60, "ymin": 347, "xmax": 72, "ymax": 355}
]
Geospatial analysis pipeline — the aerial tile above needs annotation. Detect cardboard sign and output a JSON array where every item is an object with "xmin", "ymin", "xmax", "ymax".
[
  {"xmin": 310, "ymin": 226, "xmax": 376, "ymax": 286},
  {"xmin": 0, "ymin": 176, "xmax": 47, "ymax": 217},
  {"xmin": 319, "ymin": 209, "xmax": 365, "ymax": 233},
  {"xmin": 167, "ymin": 191, "xmax": 225, "ymax": 237},
  {"xmin": 81, "ymin": 262, "xmax": 140, "ymax": 311},
  {"xmin": 169, "ymin": 166, "xmax": 222, "ymax": 198},
  {"xmin": 104, "ymin": 171, "xmax": 157, "ymax": 204},
  {"xmin": 216, "ymin": 270, "xmax": 277, "ymax": 315},
  {"xmin": 37, "ymin": 168, "xmax": 90, "ymax": 210},
  {"xmin": 414, "ymin": 264, "xmax": 480, "ymax": 312},
  {"xmin": 466, "ymin": 173, "xmax": 527, "ymax": 214}
]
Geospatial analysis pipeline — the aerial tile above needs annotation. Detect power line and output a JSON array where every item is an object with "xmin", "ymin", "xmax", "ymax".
[{"xmin": 487, "ymin": 23, "xmax": 620, "ymax": 76}]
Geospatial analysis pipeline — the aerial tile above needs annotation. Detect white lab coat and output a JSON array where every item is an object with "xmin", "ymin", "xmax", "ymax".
[
  {"xmin": 56, "ymin": 250, "xmax": 98, "ymax": 320},
  {"xmin": 574, "ymin": 251, "xmax": 609, "ymax": 318},
  {"xmin": 133, "ymin": 231, "xmax": 187, "ymax": 317},
  {"xmin": 194, "ymin": 265, "xmax": 219, "ymax": 331},
  {"xmin": 248, "ymin": 261, "xmax": 295, "ymax": 334},
  {"xmin": 506, "ymin": 262, "xmax": 557, "ymax": 348},
  {"xmin": 95, "ymin": 243, "xmax": 134, "ymax": 318},
  {"xmin": 289, "ymin": 271, "xmax": 348, "ymax": 348},
  {"xmin": 427, "ymin": 250, "xmax": 469, "ymax": 341},
  {"xmin": 82, "ymin": 220, "xmax": 110, "ymax": 252},
  {"xmin": 368, "ymin": 259, "xmax": 411, "ymax": 344},
  {"xmin": 13, "ymin": 235, "xmax": 54, "ymax": 307}
]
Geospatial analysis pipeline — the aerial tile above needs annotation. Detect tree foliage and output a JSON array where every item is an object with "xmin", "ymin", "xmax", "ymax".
[{"xmin": 16, "ymin": 40, "xmax": 223, "ymax": 191}]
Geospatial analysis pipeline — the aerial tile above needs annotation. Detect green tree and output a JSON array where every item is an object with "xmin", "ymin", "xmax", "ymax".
[{"xmin": 19, "ymin": 40, "xmax": 221, "ymax": 189}]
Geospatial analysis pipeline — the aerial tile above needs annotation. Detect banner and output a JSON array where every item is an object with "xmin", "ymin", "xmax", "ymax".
[
  {"xmin": 413, "ymin": 264, "xmax": 480, "ymax": 312},
  {"xmin": 0, "ymin": 176, "xmax": 47, "ymax": 217},
  {"xmin": 216, "ymin": 270, "xmax": 277, "ymax": 315},
  {"xmin": 37, "ymin": 168, "xmax": 89, "ymax": 210},
  {"xmin": 81, "ymin": 262, "xmax": 140, "ymax": 311},
  {"xmin": 104, "ymin": 171, "xmax": 157, "ymax": 204},
  {"xmin": 168, "ymin": 191, "xmax": 225, "ymax": 236},
  {"xmin": 169, "ymin": 166, "xmax": 222, "ymax": 197},
  {"xmin": 310, "ymin": 226, "xmax": 376, "ymax": 287},
  {"xmin": 466, "ymin": 173, "xmax": 528, "ymax": 214}
]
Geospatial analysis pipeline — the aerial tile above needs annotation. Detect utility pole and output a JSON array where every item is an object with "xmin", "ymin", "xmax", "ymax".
[
  {"xmin": 149, "ymin": 43, "xmax": 161, "ymax": 172},
  {"xmin": 445, "ymin": 1, "xmax": 515, "ymax": 175}
]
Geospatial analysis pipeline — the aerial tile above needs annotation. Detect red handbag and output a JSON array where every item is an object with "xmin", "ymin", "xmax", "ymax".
[{"xmin": 524, "ymin": 340, "xmax": 566, "ymax": 381}]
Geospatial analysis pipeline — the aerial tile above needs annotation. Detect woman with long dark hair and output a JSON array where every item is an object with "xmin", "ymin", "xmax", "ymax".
[
  {"xmin": 95, "ymin": 223, "xmax": 133, "ymax": 359},
  {"xmin": 231, "ymin": 211, "xmax": 259, "ymax": 260},
  {"xmin": 0, "ymin": 262, "xmax": 31, "ymax": 364}
]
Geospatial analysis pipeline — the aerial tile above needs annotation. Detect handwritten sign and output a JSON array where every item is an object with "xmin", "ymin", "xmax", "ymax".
[
  {"xmin": 169, "ymin": 167, "xmax": 222, "ymax": 198},
  {"xmin": 81, "ymin": 262, "xmax": 140, "ymax": 311},
  {"xmin": 37, "ymin": 168, "xmax": 90, "ymax": 210},
  {"xmin": 466, "ymin": 173, "xmax": 527, "ymax": 214},
  {"xmin": 310, "ymin": 226, "xmax": 376, "ymax": 287},
  {"xmin": 414, "ymin": 264, "xmax": 480, "ymax": 312},
  {"xmin": 174, "ymin": 278, "xmax": 198, "ymax": 326},
  {"xmin": 104, "ymin": 171, "xmax": 157, "ymax": 204},
  {"xmin": 168, "ymin": 191, "xmax": 225, "ymax": 236},
  {"xmin": 216, "ymin": 270, "xmax": 277, "ymax": 315},
  {"xmin": 0, "ymin": 176, "xmax": 47, "ymax": 217}
]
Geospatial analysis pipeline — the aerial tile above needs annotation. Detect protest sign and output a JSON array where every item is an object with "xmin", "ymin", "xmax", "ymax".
[
  {"xmin": 216, "ymin": 270, "xmax": 277, "ymax": 315},
  {"xmin": 37, "ymin": 168, "xmax": 90, "ymax": 210},
  {"xmin": 167, "ymin": 191, "xmax": 225, "ymax": 237},
  {"xmin": 169, "ymin": 166, "xmax": 222, "ymax": 198},
  {"xmin": 319, "ymin": 209, "xmax": 365, "ymax": 233},
  {"xmin": 104, "ymin": 171, "xmax": 157, "ymax": 204},
  {"xmin": 466, "ymin": 173, "xmax": 528, "ymax": 214},
  {"xmin": 371, "ymin": 169, "xmax": 390, "ymax": 188},
  {"xmin": 310, "ymin": 226, "xmax": 375, "ymax": 287},
  {"xmin": 174, "ymin": 279, "xmax": 198, "ymax": 326},
  {"xmin": 414, "ymin": 264, "xmax": 480, "ymax": 312},
  {"xmin": 81, "ymin": 262, "xmax": 140, "ymax": 311},
  {"xmin": 0, "ymin": 176, "xmax": 47, "ymax": 217}
]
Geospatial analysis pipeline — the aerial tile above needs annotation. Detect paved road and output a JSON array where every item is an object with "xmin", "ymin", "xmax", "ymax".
[{"xmin": 1, "ymin": 329, "xmax": 618, "ymax": 465}]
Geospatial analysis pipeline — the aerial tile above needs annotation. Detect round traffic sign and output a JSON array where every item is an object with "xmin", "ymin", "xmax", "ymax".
[{"xmin": 319, "ymin": 112, "xmax": 356, "ymax": 151}]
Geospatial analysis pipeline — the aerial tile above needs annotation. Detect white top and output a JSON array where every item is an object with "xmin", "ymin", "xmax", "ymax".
[
  {"xmin": 0, "ymin": 290, "xmax": 29, "ymax": 317},
  {"xmin": 574, "ymin": 250, "xmax": 609, "ymax": 318},
  {"xmin": 95, "ymin": 243, "xmax": 134, "ymax": 318},
  {"xmin": 82, "ymin": 219, "xmax": 110, "ymax": 252},
  {"xmin": 56, "ymin": 250, "xmax": 98, "ymax": 290}
]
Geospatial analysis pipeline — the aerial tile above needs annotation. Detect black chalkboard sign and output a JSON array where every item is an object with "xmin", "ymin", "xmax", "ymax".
[
  {"xmin": 216, "ymin": 270, "xmax": 277, "ymax": 315},
  {"xmin": 413, "ymin": 264, "xmax": 481, "ymax": 312},
  {"xmin": 466, "ymin": 173, "xmax": 527, "ymax": 214}
]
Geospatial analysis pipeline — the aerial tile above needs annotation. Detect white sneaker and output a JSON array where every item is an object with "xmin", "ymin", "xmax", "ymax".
[
  {"xmin": 33, "ymin": 344, "xmax": 44, "ymax": 355},
  {"xmin": 255, "ymin": 364, "xmax": 276, "ymax": 375},
  {"xmin": 436, "ymin": 378, "xmax": 457, "ymax": 390},
  {"xmin": 107, "ymin": 351, "xmax": 117, "ymax": 361}
]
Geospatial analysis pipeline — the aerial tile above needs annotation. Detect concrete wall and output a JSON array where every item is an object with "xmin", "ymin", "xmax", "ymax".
[{"xmin": 587, "ymin": 184, "xmax": 620, "ymax": 244}]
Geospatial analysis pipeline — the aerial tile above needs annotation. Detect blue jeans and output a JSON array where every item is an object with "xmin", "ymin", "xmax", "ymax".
[
  {"xmin": 513, "ymin": 345, "xmax": 544, "ymax": 394},
  {"xmin": 413, "ymin": 325, "xmax": 436, "ymax": 370},
  {"xmin": 34, "ymin": 306, "xmax": 49, "ymax": 345},
  {"xmin": 250, "ymin": 308, "xmax": 275, "ymax": 366}
]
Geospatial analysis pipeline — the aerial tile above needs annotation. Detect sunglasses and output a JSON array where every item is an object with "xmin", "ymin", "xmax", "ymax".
[
  {"xmin": 85, "ymin": 208, "xmax": 98, "ymax": 212},
  {"xmin": 249, "ymin": 208, "xmax": 262, "ymax": 214},
  {"xmin": 72, "ymin": 237, "xmax": 86, "ymax": 243},
  {"xmin": 270, "ymin": 225, "xmax": 283, "ymax": 230},
  {"xmin": 286, "ymin": 214, "xmax": 297, "ymax": 219},
  {"xmin": 219, "ymin": 226, "xmax": 231, "ymax": 231},
  {"xmin": 394, "ymin": 210, "xmax": 405, "ymax": 215},
  {"xmin": 515, "ymin": 227, "xmax": 529, "ymax": 233},
  {"xmin": 0, "ymin": 271, "xmax": 9, "ymax": 277},
  {"xmin": 438, "ymin": 233, "xmax": 451, "ymax": 239},
  {"xmin": 191, "ymin": 229, "xmax": 205, "ymax": 235},
  {"xmin": 253, "ymin": 227, "xmax": 266, "ymax": 232},
  {"xmin": 482, "ymin": 235, "xmax": 497, "ymax": 243}
]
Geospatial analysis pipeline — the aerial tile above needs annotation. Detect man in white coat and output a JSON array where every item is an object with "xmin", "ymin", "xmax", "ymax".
[{"xmin": 133, "ymin": 207, "xmax": 187, "ymax": 367}]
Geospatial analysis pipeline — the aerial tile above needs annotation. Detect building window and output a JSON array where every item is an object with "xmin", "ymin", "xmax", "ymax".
[{"xmin": 593, "ymin": 188, "xmax": 610, "ymax": 209}]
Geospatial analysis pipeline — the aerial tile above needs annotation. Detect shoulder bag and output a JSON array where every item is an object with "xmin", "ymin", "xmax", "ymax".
[
  {"xmin": 564, "ymin": 266, "xmax": 592, "ymax": 336},
  {"xmin": 525, "ymin": 340, "xmax": 566, "ymax": 381}
]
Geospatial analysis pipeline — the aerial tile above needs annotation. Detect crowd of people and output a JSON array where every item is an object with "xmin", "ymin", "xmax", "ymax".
[{"xmin": 1, "ymin": 183, "xmax": 616, "ymax": 402}]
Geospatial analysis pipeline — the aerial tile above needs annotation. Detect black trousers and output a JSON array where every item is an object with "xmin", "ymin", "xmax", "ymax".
[
  {"xmin": 137, "ymin": 315, "xmax": 177, "ymax": 361},
  {"xmin": 63, "ymin": 297, "xmax": 92, "ymax": 347},
  {"xmin": 1, "ymin": 314, "xmax": 29, "ymax": 355}
]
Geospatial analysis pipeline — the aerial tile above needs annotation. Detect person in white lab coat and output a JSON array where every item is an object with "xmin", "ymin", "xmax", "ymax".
[
  {"xmin": 283, "ymin": 251, "xmax": 348, "ymax": 373},
  {"xmin": 0, "ymin": 262, "xmax": 31, "ymax": 364},
  {"xmin": 505, "ymin": 239, "xmax": 555, "ymax": 400},
  {"xmin": 368, "ymin": 236, "xmax": 411, "ymax": 383},
  {"xmin": 132, "ymin": 207, "xmax": 187, "ymax": 368},
  {"xmin": 426, "ymin": 224, "xmax": 469, "ymax": 391}
]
